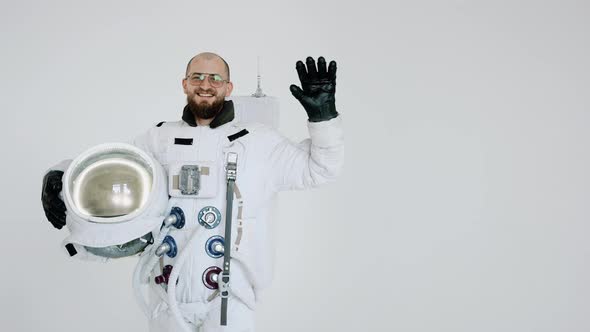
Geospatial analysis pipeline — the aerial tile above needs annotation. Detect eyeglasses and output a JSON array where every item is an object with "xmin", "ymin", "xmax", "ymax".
[{"xmin": 186, "ymin": 73, "xmax": 228, "ymax": 88}]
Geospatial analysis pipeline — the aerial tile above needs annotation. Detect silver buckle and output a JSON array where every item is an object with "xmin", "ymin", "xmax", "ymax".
[
  {"xmin": 179, "ymin": 165, "xmax": 200, "ymax": 195},
  {"xmin": 219, "ymin": 272, "xmax": 230, "ymax": 298},
  {"xmin": 226, "ymin": 153, "xmax": 237, "ymax": 181}
]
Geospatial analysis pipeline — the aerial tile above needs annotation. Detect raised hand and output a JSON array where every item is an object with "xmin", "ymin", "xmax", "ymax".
[{"xmin": 290, "ymin": 56, "xmax": 339, "ymax": 122}]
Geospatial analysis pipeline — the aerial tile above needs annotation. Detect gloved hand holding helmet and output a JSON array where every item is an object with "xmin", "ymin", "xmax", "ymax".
[
  {"xmin": 42, "ymin": 143, "xmax": 170, "ymax": 260},
  {"xmin": 41, "ymin": 170, "xmax": 67, "ymax": 229},
  {"xmin": 290, "ymin": 56, "xmax": 339, "ymax": 122}
]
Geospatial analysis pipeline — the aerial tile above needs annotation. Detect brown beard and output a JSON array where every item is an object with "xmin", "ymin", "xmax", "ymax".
[{"xmin": 187, "ymin": 93, "xmax": 225, "ymax": 120}]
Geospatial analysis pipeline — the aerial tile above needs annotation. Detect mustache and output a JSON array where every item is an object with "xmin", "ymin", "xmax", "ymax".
[{"xmin": 194, "ymin": 88, "xmax": 216, "ymax": 95}]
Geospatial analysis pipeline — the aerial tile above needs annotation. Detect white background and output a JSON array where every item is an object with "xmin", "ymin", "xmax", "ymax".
[{"xmin": 1, "ymin": 0, "xmax": 589, "ymax": 331}]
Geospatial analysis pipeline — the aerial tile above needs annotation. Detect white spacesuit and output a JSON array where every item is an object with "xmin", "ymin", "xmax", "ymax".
[
  {"xmin": 41, "ymin": 55, "xmax": 343, "ymax": 332},
  {"xmin": 131, "ymin": 100, "xmax": 343, "ymax": 331}
]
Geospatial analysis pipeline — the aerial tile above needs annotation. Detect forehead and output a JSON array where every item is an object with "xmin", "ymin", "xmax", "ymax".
[{"xmin": 187, "ymin": 57, "xmax": 226, "ymax": 75}]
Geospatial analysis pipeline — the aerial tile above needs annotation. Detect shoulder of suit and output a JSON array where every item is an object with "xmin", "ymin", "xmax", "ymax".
[
  {"xmin": 225, "ymin": 120, "xmax": 276, "ymax": 141},
  {"xmin": 154, "ymin": 120, "xmax": 185, "ymax": 128},
  {"xmin": 228, "ymin": 120, "xmax": 273, "ymax": 134}
]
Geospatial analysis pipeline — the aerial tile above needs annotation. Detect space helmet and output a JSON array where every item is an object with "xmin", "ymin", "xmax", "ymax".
[{"xmin": 62, "ymin": 143, "xmax": 168, "ymax": 259}]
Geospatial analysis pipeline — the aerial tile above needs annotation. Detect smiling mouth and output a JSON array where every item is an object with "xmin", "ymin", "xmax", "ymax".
[{"xmin": 196, "ymin": 90, "xmax": 216, "ymax": 97}]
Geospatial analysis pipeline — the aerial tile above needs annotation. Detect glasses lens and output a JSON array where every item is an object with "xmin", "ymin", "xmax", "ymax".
[
  {"xmin": 209, "ymin": 74, "xmax": 224, "ymax": 88},
  {"xmin": 188, "ymin": 74, "xmax": 206, "ymax": 86},
  {"xmin": 187, "ymin": 74, "xmax": 225, "ymax": 87}
]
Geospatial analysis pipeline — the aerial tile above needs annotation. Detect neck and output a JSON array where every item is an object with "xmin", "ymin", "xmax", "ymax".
[{"xmin": 196, "ymin": 117, "xmax": 213, "ymax": 126}]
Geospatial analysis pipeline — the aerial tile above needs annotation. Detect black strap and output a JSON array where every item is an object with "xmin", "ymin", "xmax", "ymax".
[
  {"xmin": 65, "ymin": 243, "xmax": 77, "ymax": 257},
  {"xmin": 227, "ymin": 129, "xmax": 249, "ymax": 142},
  {"xmin": 156, "ymin": 121, "xmax": 165, "ymax": 127}
]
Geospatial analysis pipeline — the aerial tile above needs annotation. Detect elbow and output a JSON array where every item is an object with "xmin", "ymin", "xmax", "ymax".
[{"xmin": 308, "ymin": 149, "xmax": 344, "ymax": 187}]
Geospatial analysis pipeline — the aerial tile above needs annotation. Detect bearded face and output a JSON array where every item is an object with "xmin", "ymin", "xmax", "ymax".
[
  {"xmin": 186, "ymin": 87, "xmax": 226, "ymax": 120},
  {"xmin": 183, "ymin": 55, "xmax": 233, "ymax": 122}
]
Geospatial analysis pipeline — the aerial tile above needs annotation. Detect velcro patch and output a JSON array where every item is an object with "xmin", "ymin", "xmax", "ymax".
[{"xmin": 174, "ymin": 138, "xmax": 193, "ymax": 145}]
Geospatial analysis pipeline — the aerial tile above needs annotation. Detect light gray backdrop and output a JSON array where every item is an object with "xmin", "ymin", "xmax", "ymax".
[{"xmin": 1, "ymin": 0, "xmax": 589, "ymax": 331}]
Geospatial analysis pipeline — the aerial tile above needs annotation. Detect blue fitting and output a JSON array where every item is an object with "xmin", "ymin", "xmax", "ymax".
[
  {"xmin": 169, "ymin": 207, "xmax": 185, "ymax": 229},
  {"xmin": 163, "ymin": 235, "xmax": 178, "ymax": 258},
  {"xmin": 205, "ymin": 235, "xmax": 225, "ymax": 259}
]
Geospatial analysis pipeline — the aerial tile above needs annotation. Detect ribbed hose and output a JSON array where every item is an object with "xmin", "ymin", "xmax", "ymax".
[
  {"xmin": 165, "ymin": 225, "xmax": 202, "ymax": 332},
  {"xmin": 132, "ymin": 223, "xmax": 173, "ymax": 317}
]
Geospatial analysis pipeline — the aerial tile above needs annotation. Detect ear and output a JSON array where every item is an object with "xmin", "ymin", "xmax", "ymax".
[
  {"xmin": 182, "ymin": 78, "xmax": 189, "ymax": 94},
  {"xmin": 225, "ymin": 81, "xmax": 234, "ymax": 97}
]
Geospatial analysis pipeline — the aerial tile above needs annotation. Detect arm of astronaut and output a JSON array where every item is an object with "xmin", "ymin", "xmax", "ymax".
[
  {"xmin": 131, "ymin": 126, "xmax": 161, "ymax": 159},
  {"xmin": 270, "ymin": 56, "xmax": 344, "ymax": 191},
  {"xmin": 270, "ymin": 115, "xmax": 343, "ymax": 192},
  {"xmin": 47, "ymin": 159, "xmax": 73, "ymax": 173}
]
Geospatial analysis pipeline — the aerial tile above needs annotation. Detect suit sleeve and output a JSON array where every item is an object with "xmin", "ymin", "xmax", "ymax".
[
  {"xmin": 269, "ymin": 116, "xmax": 344, "ymax": 192},
  {"xmin": 131, "ymin": 126, "xmax": 160, "ymax": 160}
]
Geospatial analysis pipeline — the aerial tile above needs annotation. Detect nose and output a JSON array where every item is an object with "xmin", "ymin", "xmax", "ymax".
[{"xmin": 199, "ymin": 77, "xmax": 212, "ymax": 88}]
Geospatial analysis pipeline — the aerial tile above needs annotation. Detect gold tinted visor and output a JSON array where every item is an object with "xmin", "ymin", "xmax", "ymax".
[{"xmin": 68, "ymin": 150, "xmax": 153, "ymax": 221}]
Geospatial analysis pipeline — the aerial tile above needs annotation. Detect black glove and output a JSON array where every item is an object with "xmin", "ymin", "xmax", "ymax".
[
  {"xmin": 290, "ymin": 56, "xmax": 339, "ymax": 122},
  {"xmin": 41, "ymin": 170, "xmax": 67, "ymax": 229}
]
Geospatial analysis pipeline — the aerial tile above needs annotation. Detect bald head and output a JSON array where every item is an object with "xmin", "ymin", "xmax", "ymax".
[{"xmin": 185, "ymin": 52, "xmax": 230, "ymax": 80}]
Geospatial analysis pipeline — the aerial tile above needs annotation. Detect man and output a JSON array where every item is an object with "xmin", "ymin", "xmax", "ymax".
[{"xmin": 42, "ymin": 52, "xmax": 343, "ymax": 331}]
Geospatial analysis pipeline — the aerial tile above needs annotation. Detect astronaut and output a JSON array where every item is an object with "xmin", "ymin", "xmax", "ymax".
[{"xmin": 41, "ymin": 52, "xmax": 343, "ymax": 331}]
